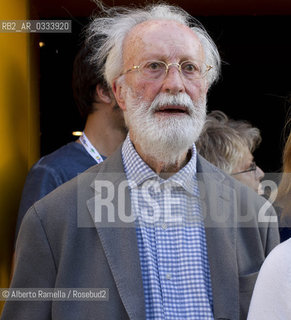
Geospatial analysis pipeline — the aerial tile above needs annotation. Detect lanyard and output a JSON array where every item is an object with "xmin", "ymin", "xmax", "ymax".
[{"xmin": 79, "ymin": 132, "xmax": 104, "ymax": 164}]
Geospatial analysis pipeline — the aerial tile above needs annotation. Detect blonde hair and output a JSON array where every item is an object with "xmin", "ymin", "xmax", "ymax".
[
  {"xmin": 196, "ymin": 110, "xmax": 261, "ymax": 174},
  {"xmin": 276, "ymin": 122, "xmax": 291, "ymax": 223}
]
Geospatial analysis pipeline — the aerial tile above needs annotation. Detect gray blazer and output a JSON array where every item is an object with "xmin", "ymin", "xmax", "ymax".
[{"xmin": 2, "ymin": 148, "xmax": 279, "ymax": 320}]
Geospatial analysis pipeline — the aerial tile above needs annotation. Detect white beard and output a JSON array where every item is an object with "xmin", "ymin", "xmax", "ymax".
[{"xmin": 123, "ymin": 88, "xmax": 207, "ymax": 166}]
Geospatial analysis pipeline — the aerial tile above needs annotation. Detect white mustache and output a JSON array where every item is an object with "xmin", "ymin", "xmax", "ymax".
[{"xmin": 149, "ymin": 93, "xmax": 195, "ymax": 115}]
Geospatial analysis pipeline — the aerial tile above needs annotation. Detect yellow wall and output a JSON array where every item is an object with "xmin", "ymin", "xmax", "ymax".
[{"xmin": 0, "ymin": 0, "xmax": 40, "ymax": 312}]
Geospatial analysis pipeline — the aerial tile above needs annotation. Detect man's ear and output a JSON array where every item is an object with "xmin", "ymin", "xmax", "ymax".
[
  {"xmin": 96, "ymin": 84, "xmax": 112, "ymax": 104},
  {"xmin": 112, "ymin": 79, "xmax": 127, "ymax": 111}
]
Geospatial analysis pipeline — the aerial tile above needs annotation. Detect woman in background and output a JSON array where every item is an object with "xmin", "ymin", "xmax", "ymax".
[
  {"xmin": 247, "ymin": 127, "xmax": 291, "ymax": 319},
  {"xmin": 196, "ymin": 110, "xmax": 265, "ymax": 194},
  {"xmin": 276, "ymin": 127, "xmax": 291, "ymax": 241}
]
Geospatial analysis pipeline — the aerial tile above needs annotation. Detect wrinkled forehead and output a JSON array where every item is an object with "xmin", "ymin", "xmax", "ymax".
[{"xmin": 123, "ymin": 20, "xmax": 204, "ymax": 66}]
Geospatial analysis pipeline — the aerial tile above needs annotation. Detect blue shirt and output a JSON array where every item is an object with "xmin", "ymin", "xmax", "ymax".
[
  {"xmin": 122, "ymin": 136, "xmax": 214, "ymax": 320},
  {"xmin": 16, "ymin": 141, "xmax": 104, "ymax": 237}
]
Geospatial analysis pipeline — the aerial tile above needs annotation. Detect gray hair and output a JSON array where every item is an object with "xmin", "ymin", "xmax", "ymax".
[
  {"xmin": 85, "ymin": 3, "xmax": 221, "ymax": 89},
  {"xmin": 196, "ymin": 110, "xmax": 262, "ymax": 174}
]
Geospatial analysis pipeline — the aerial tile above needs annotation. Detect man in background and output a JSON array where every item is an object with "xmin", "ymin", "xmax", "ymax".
[
  {"xmin": 15, "ymin": 41, "xmax": 127, "ymax": 237},
  {"xmin": 196, "ymin": 110, "xmax": 264, "ymax": 193}
]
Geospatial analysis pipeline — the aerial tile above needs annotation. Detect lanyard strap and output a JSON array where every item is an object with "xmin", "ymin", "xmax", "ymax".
[{"xmin": 79, "ymin": 132, "xmax": 104, "ymax": 164}]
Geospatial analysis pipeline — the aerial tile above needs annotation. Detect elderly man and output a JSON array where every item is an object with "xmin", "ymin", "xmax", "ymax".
[{"xmin": 2, "ymin": 4, "xmax": 279, "ymax": 320}]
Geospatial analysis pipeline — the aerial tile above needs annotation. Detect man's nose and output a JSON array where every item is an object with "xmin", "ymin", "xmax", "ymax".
[{"xmin": 161, "ymin": 67, "xmax": 185, "ymax": 95}]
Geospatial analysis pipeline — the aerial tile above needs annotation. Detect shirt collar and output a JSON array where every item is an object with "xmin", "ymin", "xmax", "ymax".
[
  {"xmin": 122, "ymin": 135, "xmax": 157, "ymax": 187},
  {"xmin": 121, "ymin": 134, "xmax": 198, "ymax": 195}
]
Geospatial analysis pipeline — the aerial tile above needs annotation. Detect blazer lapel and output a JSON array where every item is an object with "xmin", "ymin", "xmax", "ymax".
[
  {"xmin": 87, "ymin": 148, "xmax": 146, "ymax": 320},
  {"xmin": 197, "ymin": 156, "xmax": 239, "ymax": 320}
]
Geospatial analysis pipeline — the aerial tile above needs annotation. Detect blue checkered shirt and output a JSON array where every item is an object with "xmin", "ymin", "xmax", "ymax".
[{"xmin": 122, "ymin": 135, "xmax": 214, "ymax": 320}]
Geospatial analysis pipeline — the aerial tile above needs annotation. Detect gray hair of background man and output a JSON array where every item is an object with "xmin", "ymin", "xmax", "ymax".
[
  {"xmin": 196, "ymin": 110, "xmax": 262, "ymax": 174},
  {"xmin": 85, "ymin": 3, "xmax": 221, "ymax": 89}
]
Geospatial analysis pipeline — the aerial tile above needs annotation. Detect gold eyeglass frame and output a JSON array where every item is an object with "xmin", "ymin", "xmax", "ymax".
[{"xmin": 121, "ymin": 60, "xmax": 213, "ymax": 80}]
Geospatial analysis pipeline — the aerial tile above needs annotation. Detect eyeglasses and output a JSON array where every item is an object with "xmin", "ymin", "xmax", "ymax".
[
  {"xmin": 231, "ymin": 162, "xmax": 257, "ymax": 176},
  {"xmin": 121, "ymin": 60, "xmax": 213, "ymax": 81}
]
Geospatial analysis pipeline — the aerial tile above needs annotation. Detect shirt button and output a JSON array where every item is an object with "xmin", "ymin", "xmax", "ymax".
[
  {"xmin": 162, "ymin": 223, "xmax": 167, "ymax": 230},
  {"xmin": 166, "ymin": 273, "xmax": 171, "ymax": 280}
]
